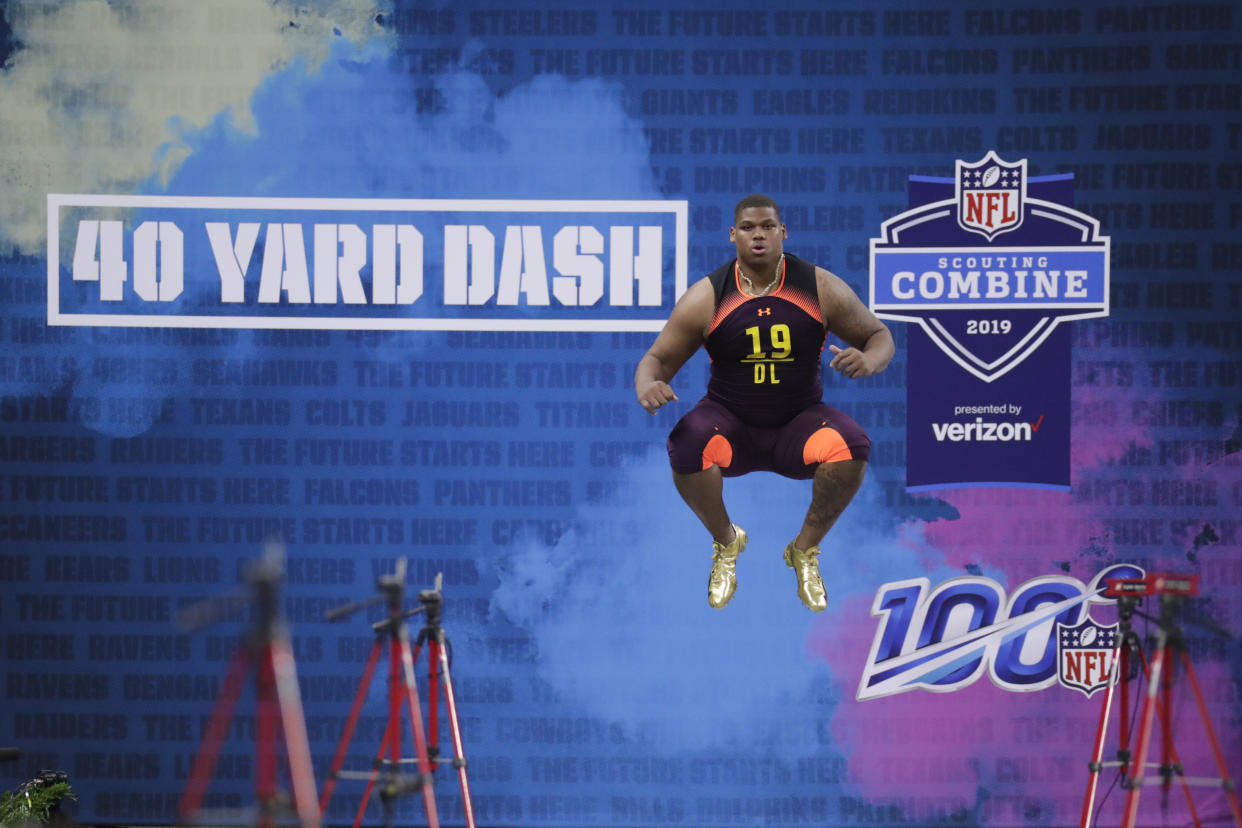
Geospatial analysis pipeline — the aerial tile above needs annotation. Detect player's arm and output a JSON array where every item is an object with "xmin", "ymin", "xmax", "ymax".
[
  {"xmin": 634, "ymin": 278, "xmax": 714, "ymax": 413},
  {"xmin": 816, "ymin": 266, "xmax": 894, "ymax": 379}
]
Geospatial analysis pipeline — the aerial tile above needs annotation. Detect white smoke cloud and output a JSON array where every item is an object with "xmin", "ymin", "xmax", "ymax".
[{"xmin": 0, "ymin": 0, "xmax": 390, "ymax": 254}]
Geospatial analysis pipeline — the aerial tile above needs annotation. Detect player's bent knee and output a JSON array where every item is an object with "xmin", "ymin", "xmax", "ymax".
[
  {"xmin": 824, "ymin": 457, "xmax": 867, "ymax": 479},
  {"xmin": 803, "ymin": 427, "xmax": 856, "ymax": 465},
  {"xmin": 701, "ymin": 433, "xmax": 733, "ymax": 471},
  {"xmin": 667, "ymin": 425, "xmax": 734, "ymax": 475}
]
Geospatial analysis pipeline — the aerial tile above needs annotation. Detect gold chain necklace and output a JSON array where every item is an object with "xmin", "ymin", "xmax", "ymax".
[{"xmin": 737, "ymin": 254, "xmax": 784, "ymax": 297}]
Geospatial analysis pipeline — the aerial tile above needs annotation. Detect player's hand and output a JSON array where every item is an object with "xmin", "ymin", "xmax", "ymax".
[
  {"xmin": 828, "ymin": 345, "xmax": 879, "ymax": 379},
  {"xmin": 637, "ymin": 380, "xmax": 678, "ymax": 413}
]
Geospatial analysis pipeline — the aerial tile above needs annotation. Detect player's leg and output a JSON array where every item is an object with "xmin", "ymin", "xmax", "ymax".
[
  {"xmin": 773, "ymin": 405, "xmax": 871, "ymax": 611},
  {"xmin": 792, "ymin": 459, "xmax": 867, "ymax": 551},
  {"xmin": 667, "ymin": 399, "xmax": 755, "ymax": 608},
  {"xmin": 671, "ymin": 464, "xmax": 734, "ymax": 546},
  {"xmin": 672, "ymin": 466, "xmax": 749, "ymax": 609}
]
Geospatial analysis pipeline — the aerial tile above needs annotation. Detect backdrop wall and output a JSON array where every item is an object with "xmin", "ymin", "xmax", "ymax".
[{"xmin": 1, "ymin": 1, "xmax": 1239, "ymax": 826}]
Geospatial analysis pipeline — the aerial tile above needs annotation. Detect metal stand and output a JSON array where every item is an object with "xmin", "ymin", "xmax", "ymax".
[
  {"xmin": 409, "ymin": 577, "xmax": 477, "ymax": 828},
  {"xmin": 319, "ymin": 560, "xmax": 473, "ymax": 828},
  {"xmin": 1080, "ymin": 592, "xmax": 1145, "ymax": 827},
  {"xmin": 178, "ymin": 545, "xmax": 320, "ymax": 828},
  {"xmin": 1080, "ymin": 573, "xmax": 1241, "ymax": 828}
]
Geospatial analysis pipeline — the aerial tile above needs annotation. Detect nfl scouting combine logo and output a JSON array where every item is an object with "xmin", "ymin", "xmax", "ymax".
[
  {"xmin": 857, "ymin": 564, "xmax": 1140, "ymax": 700},
  {"xmin": 868, "ymin": 152, "xmax": 1111, "ymax": 489}
]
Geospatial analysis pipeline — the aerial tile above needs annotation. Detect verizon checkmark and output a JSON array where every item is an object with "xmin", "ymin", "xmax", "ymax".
[{"xmin": 1031, "ymin": 414, "xmax": 1045, "ymax": 432}]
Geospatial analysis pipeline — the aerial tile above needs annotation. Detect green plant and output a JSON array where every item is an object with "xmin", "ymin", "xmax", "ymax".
[{"xmin": 0, "ymin": 778, "xmax": 76, "ymax": 827}]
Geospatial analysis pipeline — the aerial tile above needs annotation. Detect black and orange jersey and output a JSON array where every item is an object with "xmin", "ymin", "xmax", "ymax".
[{"xmin": 703, "ymin": 253, "xmax": 826, "ymax": 427}]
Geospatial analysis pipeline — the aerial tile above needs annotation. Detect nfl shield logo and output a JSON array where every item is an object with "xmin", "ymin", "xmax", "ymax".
[
  {"xmin": 956, "ymin": 151, "xmax": 1026, "ymax": 240},
  {"xmin": 1056, "ymin": 617, "xmax": 1119, "ymax": 697}
]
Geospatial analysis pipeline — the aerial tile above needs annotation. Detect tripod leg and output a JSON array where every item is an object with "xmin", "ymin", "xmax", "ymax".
[
  {"xmin": 179, "ymin": 645, "xmax": 249, "ymax": 824},
  {"xmin": 398, "ymin": 631, "xmax": 441, "ymax": 828},
  {"xmin": 353, "ymin": 716, "xmax": 396, "ymax": 828},
  {"xmin": 435, "ymin": 635, "xmax": 477, "ymax": 828},
  {"xmin": 1080, "ymin": 642, "xmax": 1123, "ymax": 828},
  {"xmin": 257, "ymin": 653, "xmax": 279, "ymax": 828},
  {"xmin": 1149, "ymin": 654, "xmax": 1203, "ymax": 828},
  {"xmin": 1122, "ymin": 634, "xmax": 1169, "ymax": 828},
  {"xmin": 1119, "ymin": 644, "xmax": 1139, "ymax": 776},
  {"xmin": 1160, "ymin": 652, "xmax": 1175, "ymax": 799},
  {"xmin": 269, "ymin": 637, "xmax": 322, "ymax": 828},
  {"xmin": 389, "ymin": 637, "xmax": 404, "ymax": 764},
  {"xmin": 427, "ymin": 639, "xmax": 441, "ymax": 765},
  {"xmin": 320, "ymin": 640, "xmax": 384, "ymax": 814},
  {"xmin": 1179, "ymin": 651, "xmax": 1242, "ymax": 828}
]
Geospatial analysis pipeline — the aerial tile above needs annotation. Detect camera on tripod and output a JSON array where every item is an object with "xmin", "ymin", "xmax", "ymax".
[
  {"xmin": 30, "ymin": 770, "xmax": 69, "ymax": 788},
  {"xmin": 1080, "ymin": 570, "xmax": 1240, "ymax": 828},
  {"xmin": 1103, "ymin": 572, "xmax": 1199, "ymax": 598},
  {"xmin": 319, "ymin": 561, "xmax": 476, "ymax": 828}
]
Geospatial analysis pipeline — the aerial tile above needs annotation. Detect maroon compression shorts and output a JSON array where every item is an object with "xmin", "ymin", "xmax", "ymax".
[{"xmin": 666, "ymin": 398, "xmax": 871, "ymax": 480}]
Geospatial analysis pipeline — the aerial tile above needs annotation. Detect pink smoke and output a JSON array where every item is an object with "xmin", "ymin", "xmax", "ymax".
[{"xmin": 809, "ymin": 383, "xmax": 1242, "ymax": 825}]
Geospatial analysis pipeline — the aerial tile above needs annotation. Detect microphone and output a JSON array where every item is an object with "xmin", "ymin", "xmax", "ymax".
[{"xmin": 0, "ymin": 747, "xmax": 20, "ymax": 762}]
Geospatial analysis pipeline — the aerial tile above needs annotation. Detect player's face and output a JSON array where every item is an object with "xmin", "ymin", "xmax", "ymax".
[{"xmin": 730, "ymin": 207, "xmax": 787, "ymax": 269}]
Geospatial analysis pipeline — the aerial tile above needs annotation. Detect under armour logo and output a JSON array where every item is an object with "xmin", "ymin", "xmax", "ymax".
[{"xmin": 757, "ymin": 307, "xmax": 771, "ymax": 316}]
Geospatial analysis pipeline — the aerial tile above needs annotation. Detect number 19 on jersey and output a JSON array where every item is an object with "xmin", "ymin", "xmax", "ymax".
[{"xmin": 744, "ymin": 323, "xmax": 791, "ymax": 384}]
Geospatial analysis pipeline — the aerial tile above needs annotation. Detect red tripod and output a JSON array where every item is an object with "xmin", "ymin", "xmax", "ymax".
[
  {"xmin": 1080, "ymin": 573, "xmax": 1242, "ymax": 828},
  {"xmin": 178, "ymin": 546, "xmax": 320, "ymax": 828},
  {"xmin": 319, "ymin": 562, "xmax": 475, "ymax": 828},
  {"xmin": 408, "ymin": 577, "xmax": 478, "ymax": 828}
]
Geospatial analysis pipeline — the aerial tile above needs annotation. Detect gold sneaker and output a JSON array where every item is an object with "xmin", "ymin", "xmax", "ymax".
[
  {"xmin": 707, "ymin": 525, "xmax": 747, "ymax": 609},
  {"xmin": 783, "ymin": 543, "xmax": 827, "ymax": 612}
]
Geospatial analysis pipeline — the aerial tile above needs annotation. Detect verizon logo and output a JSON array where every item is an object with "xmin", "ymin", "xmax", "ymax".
[{"xmin": 931, "ymin": 415, "xmax": 1043, "ymax": 442}]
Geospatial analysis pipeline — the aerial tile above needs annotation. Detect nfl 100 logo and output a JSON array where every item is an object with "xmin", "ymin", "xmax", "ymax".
[{"xmin": 856, "ymin": 564, "xmax": 1140, "ymax": 700}]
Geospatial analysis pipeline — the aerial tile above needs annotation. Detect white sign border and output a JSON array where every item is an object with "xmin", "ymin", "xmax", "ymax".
[{"xmin": 47, "ymin": 194, "xmax": 689, "ymax": 332}]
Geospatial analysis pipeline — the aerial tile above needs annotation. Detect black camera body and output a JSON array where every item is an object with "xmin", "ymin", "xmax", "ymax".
[{"xmin": 32, "ymin": 770, "xmax": 69, "ymax": 788}]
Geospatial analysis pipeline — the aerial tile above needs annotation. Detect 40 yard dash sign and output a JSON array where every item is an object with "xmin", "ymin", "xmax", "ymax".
[{"xmin": 48, "ymin": 194, "xmax": 688, "ymax": 332}]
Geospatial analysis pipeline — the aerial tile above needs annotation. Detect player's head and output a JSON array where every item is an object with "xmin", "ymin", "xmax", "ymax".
[
  {"xmin": 733, "ymin": 193, "xmax": 781, "ymax": 224},
  {"xmin": 731, "ymin": 194, "xmax": 786, "ymax": 267}
]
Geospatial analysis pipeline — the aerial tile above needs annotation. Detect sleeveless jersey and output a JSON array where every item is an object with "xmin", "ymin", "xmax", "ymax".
[{"xmin": 704, "ymin": 253, "xmax": 826, "ymax": 427}]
